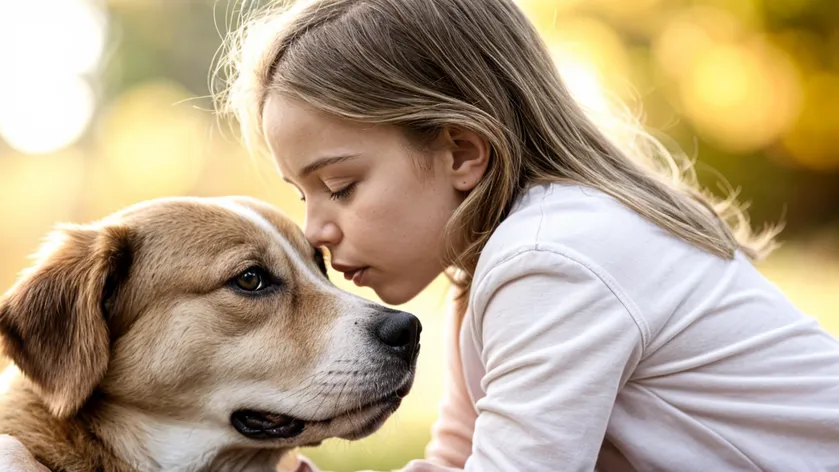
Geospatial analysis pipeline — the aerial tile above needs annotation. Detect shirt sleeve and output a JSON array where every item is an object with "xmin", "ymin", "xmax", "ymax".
[
  {"xmin": 425, "ymin": 286, "xmax": 478, "ymax": 468},
  {"xmin": 465, "ymin": 247, "xmax": 645, "ymax": 472}
]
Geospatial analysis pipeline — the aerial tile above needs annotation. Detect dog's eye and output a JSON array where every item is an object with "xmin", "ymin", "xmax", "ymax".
[{"xmin": 233, "ymin": 267, "xmax": 269, "ymax": 292}]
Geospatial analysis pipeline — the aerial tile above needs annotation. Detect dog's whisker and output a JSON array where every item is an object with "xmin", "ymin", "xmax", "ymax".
[{"xmin": 311, "ymin": 375, "xmax": 342, "ymax": 420}]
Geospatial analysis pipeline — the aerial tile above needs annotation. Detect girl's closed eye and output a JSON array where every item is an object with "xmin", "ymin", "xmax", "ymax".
[{"xmin": 329, "ymin": 182, "xmax": 357, "ymax": 201}]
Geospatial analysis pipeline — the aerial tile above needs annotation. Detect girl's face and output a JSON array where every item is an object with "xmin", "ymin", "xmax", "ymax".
[{"xmin": 262, "ymin": 96, "xmax": 487, "ymax": 305}]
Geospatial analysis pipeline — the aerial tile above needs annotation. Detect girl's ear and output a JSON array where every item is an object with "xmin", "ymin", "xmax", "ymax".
[{"xmin": 441, "ymin": 127, "xmax": 490, "ymax": 192}]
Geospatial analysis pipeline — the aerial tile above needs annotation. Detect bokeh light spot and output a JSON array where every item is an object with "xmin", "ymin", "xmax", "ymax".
[
  {"xmin": 0, "ymin": 76, "xmax": 96, "ymax": 155},
  {"xmin": 680, "ymin": 38, "xmax": 801, "ymax": 153}
]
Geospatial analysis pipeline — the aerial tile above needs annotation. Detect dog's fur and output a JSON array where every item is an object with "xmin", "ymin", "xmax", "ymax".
[{"xmin": 0, "ymin": 196, "xmax": 419, "ymax": 472}]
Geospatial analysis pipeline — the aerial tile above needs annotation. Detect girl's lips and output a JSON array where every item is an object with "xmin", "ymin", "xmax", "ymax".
[
  {"xmin": 342, "ymin": 267, "xmax": 368, "ymax": 286},
  {"xmin": 352, "ymin": 268, "xmax": 366, "ymax": 286}
]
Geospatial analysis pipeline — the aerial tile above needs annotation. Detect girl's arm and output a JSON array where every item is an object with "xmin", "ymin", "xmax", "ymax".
[
  {"xmin": 424, "ymin": 286, "xmax": 477, "ymax": 468},
  {"xmin": 464, "ymin": 247, "xmax": 644, "ymax": 472}
]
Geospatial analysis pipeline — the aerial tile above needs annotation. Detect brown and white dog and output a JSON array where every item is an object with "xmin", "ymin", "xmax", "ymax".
[{"xmin": 0, "ymin": 196, "xmax": 420, "ymax": 472}]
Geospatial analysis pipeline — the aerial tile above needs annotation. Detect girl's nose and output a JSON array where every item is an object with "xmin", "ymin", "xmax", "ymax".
[{"xmin": 304, "ymin": 219, "xmax": 342, "ymax": 248}]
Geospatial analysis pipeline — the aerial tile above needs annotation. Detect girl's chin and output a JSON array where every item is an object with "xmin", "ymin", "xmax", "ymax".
[
  {"xmin": 373, "ymin": 288, "xmax": 414, "ymax": 306},
  {"xmin": 371, "ymin": 276, "xmax": 437, "ymax": 306},
  {"xmin": 372, "ymin": 283, "xmax": 420, "ymax": 306}
]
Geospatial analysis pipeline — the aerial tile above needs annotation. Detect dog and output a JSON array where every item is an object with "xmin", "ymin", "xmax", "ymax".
[{"xmin": 0, "ymin": 196, "xmax": 421, "ymax": 472}]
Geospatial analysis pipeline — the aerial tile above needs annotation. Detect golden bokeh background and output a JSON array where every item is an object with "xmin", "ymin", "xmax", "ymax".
[{"xmin": 0, "ymin": 0, "xmax": 837, "ymax": 470}]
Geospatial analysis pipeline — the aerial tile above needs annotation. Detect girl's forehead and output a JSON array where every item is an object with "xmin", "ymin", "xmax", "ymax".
[
  {"xmin": 262, "ymin": 95, "xmax": 335, "ymax": 143},
  {"xmin": 262, "ymin": 96, "xmax": 392, "ymax": 178},
  {"xmin": 263, "ymin": 99, "xmax": 345, "ymax": 160},
  {"xmin": 265, "ymin": 96, "xmax": 378, "ymax": 143}
]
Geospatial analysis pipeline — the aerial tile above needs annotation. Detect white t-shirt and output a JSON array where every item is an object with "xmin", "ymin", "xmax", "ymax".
[{"xmin": 458, "ymin": 182, "xmax": 839, "ymax": 471}]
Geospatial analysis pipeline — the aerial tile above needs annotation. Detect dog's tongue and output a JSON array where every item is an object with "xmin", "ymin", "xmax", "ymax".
[{"xmin": 261, "ymin": 412, "xmax": 294, "ymax": 426}]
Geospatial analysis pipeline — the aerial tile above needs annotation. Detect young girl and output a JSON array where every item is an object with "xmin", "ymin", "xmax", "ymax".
[
  {"xmin": 217, "ymin": 0, "xmax": 839, "ymax": 470},
  {"xmin": 4, "ymin": 0, "xmax": 839, "ymax": 470}
]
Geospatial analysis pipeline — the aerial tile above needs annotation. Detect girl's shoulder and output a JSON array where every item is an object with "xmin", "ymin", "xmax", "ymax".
[
  {"xmin": 473, "ymin": 181, "xmax": 758, "ymax": 328},
  {"xmin": 477, "ymin": 181, "xmax": 713, "ymax": 278}
]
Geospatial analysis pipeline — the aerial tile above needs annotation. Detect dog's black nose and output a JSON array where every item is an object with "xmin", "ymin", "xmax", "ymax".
[{"xmin": 375, "ymin": 310, "xmax": 421, "ymax": 362}]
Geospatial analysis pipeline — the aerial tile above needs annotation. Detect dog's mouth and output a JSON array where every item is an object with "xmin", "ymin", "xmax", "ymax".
[
  {"xmin": 230, "ymin": 410, "xmax": 306, "ymax": 440},
  {"xmin": 231, "ymin": 380, "xmax": 414, "ymax": 441}
]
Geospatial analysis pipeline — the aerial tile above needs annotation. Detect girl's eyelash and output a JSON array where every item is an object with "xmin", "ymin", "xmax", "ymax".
[{"xmin": 329, "ymin": 182, "xmax": 357, "ymax": 201}]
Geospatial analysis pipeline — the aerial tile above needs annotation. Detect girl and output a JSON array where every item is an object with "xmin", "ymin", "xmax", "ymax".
[
  {"xmin": 217, "ymin": 1, "xmax": 839, "ymax": 470},
  {"xmin": 5, "ymin": 0, "xmax": 839, "ymax": 470}
]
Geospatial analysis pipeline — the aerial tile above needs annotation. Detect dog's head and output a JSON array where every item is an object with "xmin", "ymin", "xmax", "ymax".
[{"xmin": 0, "ymin": 196, "xmax": 420, "ymax": 458}]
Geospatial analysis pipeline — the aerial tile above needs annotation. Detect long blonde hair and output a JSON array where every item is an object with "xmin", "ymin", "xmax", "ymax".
[{"xmin": 213, "ymin": 0, "xmax": 779, "ymax": 294}]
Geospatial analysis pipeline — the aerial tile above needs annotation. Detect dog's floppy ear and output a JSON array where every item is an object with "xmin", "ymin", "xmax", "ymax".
[{"xmin": 0, "ymin": 223, "xmax": 133, "ymax": 419}]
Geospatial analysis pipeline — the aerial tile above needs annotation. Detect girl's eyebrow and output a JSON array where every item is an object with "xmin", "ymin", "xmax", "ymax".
[{"xmin": 298, "ymin": 154, "xmax": 359, "ymax": 178}]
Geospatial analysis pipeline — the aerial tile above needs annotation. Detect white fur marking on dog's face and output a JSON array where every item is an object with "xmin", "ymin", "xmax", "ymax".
[{"xmin": 209, "ymin": 199, "xmax": 339, "ymax": 293}]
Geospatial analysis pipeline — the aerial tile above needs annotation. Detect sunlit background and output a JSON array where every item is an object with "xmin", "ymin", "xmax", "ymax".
[{"xmin": 0, "ymin": 0, "xmax": 837, "ymax": 470}]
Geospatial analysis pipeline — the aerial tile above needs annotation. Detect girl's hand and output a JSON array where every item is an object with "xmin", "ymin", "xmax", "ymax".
[
  {"xmin": 277, "ymin": 451, "xmax": 328, "ymax": 472},
  {"xmin": 398, "ymin": 460, "xmax": 463, "ymax": 472},
  {"xmin": 0, "ymin": 435, "xmax": 50, "ymax": 472}
]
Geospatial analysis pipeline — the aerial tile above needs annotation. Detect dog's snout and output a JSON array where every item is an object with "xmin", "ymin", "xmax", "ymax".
[{"xmin": 374, "ymin": 311, "xmax": 421, "ymax": 361}]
